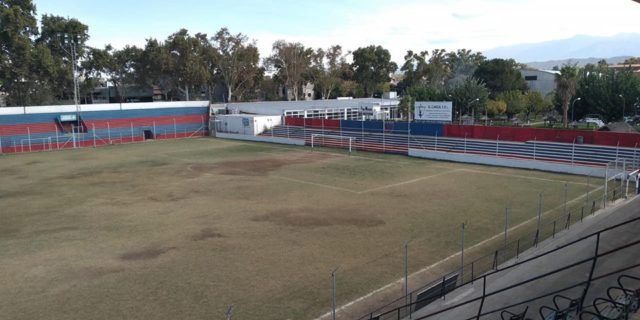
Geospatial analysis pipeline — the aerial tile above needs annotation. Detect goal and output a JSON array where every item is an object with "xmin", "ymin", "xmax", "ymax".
[
  {"xmin": 604, "ymin": 159, "xmax": 637, "ymax": 202},
  {"xmin": 310, "ymin": 134, "xmax": 355, "ymax": 154}
]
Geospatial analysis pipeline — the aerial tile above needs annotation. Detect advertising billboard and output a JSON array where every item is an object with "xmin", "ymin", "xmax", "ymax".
[{"xmin": 415, "ymin": 101, "xmax": 452, "ymax": 122}]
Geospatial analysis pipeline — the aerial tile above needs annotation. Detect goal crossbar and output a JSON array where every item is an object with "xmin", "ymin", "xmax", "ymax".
[{"xmin": 310, "ymin": 134, "xmax": 355, "ymax": 154}]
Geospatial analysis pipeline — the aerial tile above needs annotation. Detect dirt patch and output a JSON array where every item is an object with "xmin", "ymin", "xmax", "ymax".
[
  {"xmin": 190, "ymin": 228, "xmax": 224, "ymax": 241},
  {"xmin": 190, "ymin": 153, "xmax": 336, "ymax": 176},
  {"xmin": 31, "ymin": 226, "xmax": 78, "ymax": 236},
  {"xmin": 79, "ymin": 266, "xmax": 125, "ymax": 280},
  {"xmin": 119, "ymin": 245, "xmax": 176, "ymax": 261},
  {"xmin": 0, "ymin": 167, "xmax": 20, "ymax": 176},
  {"xmin": 252, "ymin": 207, "xmax": 385, "ymax": 228},
  {"xmin": 148, "ymin": 192, "xmax": 188, "ymax": 202}
]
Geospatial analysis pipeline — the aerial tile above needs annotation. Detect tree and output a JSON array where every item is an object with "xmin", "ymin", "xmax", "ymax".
[
  {"xmin": 522, "ymin": 91, "xmax": 552, "ymax": 122},
  {"xmin": 210, "ymin": 28, "xmax": 259, "ymax": 102},
  {"xmin": 165, "ymin": 29, "xmax": 211, "ymax": 101},
  {"xmin": 84, "ymin": 45, "xmax": 143, "ymax": 102},
  {"xmin": 445, "ymin": 49, "xmax": 486, "ymax": 85},
  {"xmin": 351, "ymin": 45, "xmax": 397, "ymax": 97},
  {"xmin": 622, "ymin": 57, "xmax": 640, "ymax": 65},
  {"xmin": 499, "ymin": 90, "xmax": 526, "ymax": 119},
  {"xmin": 555, "ymin": 64, "xmax": 579, "ymax": 127},
  {"xmin": 36, "ymin": 15, "xmax": 90, "ymax": 102},
  {"xmin": 0, "ymin": 0, "xmax": 39, "ymax": 106},
  {"xmin": 473, "ymin": 59, "xmax": 527, "ymax": 97},
  {"xmin": 575, "ymin": 65, "xmax": 640, "ymax": 122},
  {"xmin": 424, "ymin": 49, "xmax": 449, "ymax": 89},
  {"xmin": 448, "ymin": 77, "xmax": 489, "ymax": 117},
  {"xmin": 398, "ymin": 94, "xmax": 414, "ymax": 120},
  {"xmin": 136, "ymin": 38, "xmax": 174, "ymax": 99},
  {"xmin": 308, "ymin": 45, "xmax": 344, "ymax": 100},
  {"xmin": 265, "ymin": 40, "xmax": 313, "ymax": 101},
  {"xmin": 485, "ymin": 99, "xmax": 507, "ymax": 117}
]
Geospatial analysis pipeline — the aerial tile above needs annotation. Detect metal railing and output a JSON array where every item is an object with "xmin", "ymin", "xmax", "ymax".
[{"xmin": 360, "ymin": 213, "xmax": 640, "ymax": 320}]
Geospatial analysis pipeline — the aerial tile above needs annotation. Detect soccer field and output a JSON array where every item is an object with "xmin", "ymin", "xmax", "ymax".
[{"xmin": 0, "ymin": 138, "xmax": 599, "ymax": 320}]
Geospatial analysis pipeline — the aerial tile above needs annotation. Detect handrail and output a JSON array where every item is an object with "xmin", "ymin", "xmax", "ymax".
[{"xmin": 367, "ymin": 216, "xmax": 640, "ymax": 320}]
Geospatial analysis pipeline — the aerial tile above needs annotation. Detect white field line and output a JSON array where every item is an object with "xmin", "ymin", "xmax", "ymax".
[
  {"xmin": 358, "ymin": 169, "xmax": 463, "ymax": 194},
  {"xmin": 313, "ymin": 184, "xmax": 606, "ymax": 320},
  {"xmin": 458, "ymin": 169, "xmax": 590, "ymax": 186},
  {"xmin": 219, "ymin": 139, "xmax": 590, "ymax": 187}
]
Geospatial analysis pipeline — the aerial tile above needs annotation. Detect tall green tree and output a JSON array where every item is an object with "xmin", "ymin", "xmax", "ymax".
[
  {"xmin": 136, "ymin": 38, "xmax": 173, "ymax": 99},
  {"xmin": 499, "ymin": 90, "xmax": 526, "ymax": 119},
  {"xmin": 485, "ymin": 99, "xmax": 507, "ymax": 117},
  {"xmin": 210, "ymin": 28, "xmax": 259, "ymax": 102},
  {"xmin": 522, "ymin": 91, "xmax": 552, "ymax": 122},
  {"xmin": 445, "ymin": 49, "xmax": 486, "ymax": 85},
  {"xmin": 36, "ymin": 15, "xmax": 89, "ymax": 102},
  {"xmin": 307, "ymin": 45, "xmax": 344, "ymax": 100},
  {"xmin": 555, "ymin": 64, "xmax": 580, "ymax": 127},
  {"xmin": 622, "ymin": 57, "xmax": 640, "ymax": 65},
  {"xmin": 449, "ymin": 77, "xmax": 489, "ymax": 118},
  {"xmin": 473, "ymin": 58, "xmax": 527, "ymax": 97},
  {"xmin": 351, "ymin": 45, "xmax": 397, "ymax": 97},
  {"xmin": 165, "ymin": 29, "xmax": 211, "ymax": 101},
  {"xmin": 575, "ymin": 64, "xmax": 640, "ymax": 122},
  {"xmin": 0, "ymin": 0, "xmax": 38, "ymax": 106},
  {"xmin": 265, "ymin": 40, "xmax": 313, "ymax": 101}
]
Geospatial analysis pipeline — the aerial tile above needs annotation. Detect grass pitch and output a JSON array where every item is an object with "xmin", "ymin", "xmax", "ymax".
[{"xmin": 0, "ymin": 138, "xmax": 598, "ymax": 319}]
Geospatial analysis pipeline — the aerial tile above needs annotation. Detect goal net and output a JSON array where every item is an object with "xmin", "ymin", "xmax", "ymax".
[
  {"xmin": 310, "ymin": 134, "xmax": 355, "ymax": 154},
  {"xmin": 604, "ymin": 160, "xmax": 637, "ymax": 201}
]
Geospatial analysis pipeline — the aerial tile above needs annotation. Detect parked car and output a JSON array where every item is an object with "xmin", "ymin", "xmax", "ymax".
[{"xmin": 581, "ymin": 115, "xmax": 605, "ymax": 128}]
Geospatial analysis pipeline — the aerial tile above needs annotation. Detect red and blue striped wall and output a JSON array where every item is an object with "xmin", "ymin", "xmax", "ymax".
[
  {"xmin": 283, "ymin": 117, "xmax": 640, "ymax": 148},
  {"xmin": 0, "ymin": 103, "xmax": 209, "ymax": 153}
]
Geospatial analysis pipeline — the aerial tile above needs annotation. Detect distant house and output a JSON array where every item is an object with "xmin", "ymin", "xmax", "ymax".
[
  {"xmin": 92, "ymin": 85, "xmax": 164, "ymax": 104},
  {"xmin": 520, "ymin": 69, "xmax": 559, "ymax": 96},
  {"xmin": 608, "ymin": 64, "xmax": 640, "ymax": 77}
]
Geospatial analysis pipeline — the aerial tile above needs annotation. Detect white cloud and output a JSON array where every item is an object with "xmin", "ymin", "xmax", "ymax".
[
  {"xmin": 252, "ymin": 0, "xmax": 640, "ymax": 63},
  {"xmin": 87, "ymin": 0, "xmax": 640, "ymax": 64}
]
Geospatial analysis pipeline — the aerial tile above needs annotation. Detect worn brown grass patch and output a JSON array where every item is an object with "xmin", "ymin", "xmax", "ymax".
[
  {"xmin": 190, "ymin": 228, "xmax": 224, "ymax": 241},
  {"xmin": 253, "ymin": 207, "xmax": 386, "ymax": 228},
  {"xmin": 191, "ymin": 152, "xmax": 336, "ymax": 176},
  {"xmin": 119, "ymin": 245, "xmax": 176, "ymax": 261}
]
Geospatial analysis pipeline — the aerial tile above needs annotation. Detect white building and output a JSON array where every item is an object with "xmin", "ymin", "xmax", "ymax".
[
  {"xmin": 211, "ymin": 96, "xmax": 400, "ymax": 120},
  {"xmin": 520, "ymin": 69, "xmax": 559, "ymax": 96}
]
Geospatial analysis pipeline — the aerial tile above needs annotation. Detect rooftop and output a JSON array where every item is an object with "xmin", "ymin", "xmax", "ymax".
[{"xmin": 212, "ymin": 98, "xmax": 400, "ymax": 116}]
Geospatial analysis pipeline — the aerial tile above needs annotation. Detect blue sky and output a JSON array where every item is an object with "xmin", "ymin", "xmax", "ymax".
[{"xmin": 34, "ymin": 0, "xmax": 640, "ymax": 63}]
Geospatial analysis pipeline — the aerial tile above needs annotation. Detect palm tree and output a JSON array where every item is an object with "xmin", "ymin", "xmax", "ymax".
[{"xmin": 555, "ymin": 64, "xmax": 580, "ymax": 128}]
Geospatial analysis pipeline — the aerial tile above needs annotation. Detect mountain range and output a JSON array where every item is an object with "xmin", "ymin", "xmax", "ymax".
[{"xmin": 483, "ymin": 33, "xmax": 640, "ymax": 70}]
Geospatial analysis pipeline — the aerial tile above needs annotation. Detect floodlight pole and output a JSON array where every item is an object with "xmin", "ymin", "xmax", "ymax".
[
  {"xmin": 604, "ymin": 167, "xmax": 609, "ymax": 208},
  {"xmin": 460, "ymin": 223, "xmax": 465, "ymax": 281},
  {"xmin": 536, "ymin": 193, "xmax": 542, "ymax": 247},
  {"xmin": 571, "ymin": 97, "xmax": 581, "ymax": 123},
  {"xmin": 331, "ymin": 267, "xmax": 339, "ymax": 320},
  {"xmin": 504, "ymin": 207, "xmax": 509, "ymax": 248},
  {"xmin": 404, "ymin": 240, "xmax": 410, "ymax": 305},
  {"xmin": 586, "ymin": 174, "xmax": 590, "ymax": 206},
  {"xmin": 563, "ymin": 183, "xmax": 568, "ymax": 215}
]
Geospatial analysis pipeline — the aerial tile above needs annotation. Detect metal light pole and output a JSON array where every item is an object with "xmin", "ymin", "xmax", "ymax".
[
  {"xmin": 469, "ymin": 98, "xmax": 480, "ymax": 125},
  {"xmin": 404, "ymin": 240, "xmax": 411, "ymax": 305},
  {"xmin": 460, "ymin": 223, "xmax": 466, "ymax": 281},
  {"xmin": 571, "ymin": 97, "xmax": 581, "ymax": 123},
  {"xmin": 331, "ymin": 267, "xmax": 339, "ymax": 320}
]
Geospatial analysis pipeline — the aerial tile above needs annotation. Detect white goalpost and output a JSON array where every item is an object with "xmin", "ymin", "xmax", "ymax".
[
  {"xmin": 603, "ymin": 159, "xmax": 637, "ymax": 204},
  {"xmin": 311, "ymin": 133, "xmax": 355, "ymax": 154}
]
